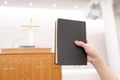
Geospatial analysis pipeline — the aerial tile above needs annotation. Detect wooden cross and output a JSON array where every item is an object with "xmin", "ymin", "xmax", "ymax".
[{"xmin": 22, "ymin": 18, "xmax": 40, "ymax": 46}]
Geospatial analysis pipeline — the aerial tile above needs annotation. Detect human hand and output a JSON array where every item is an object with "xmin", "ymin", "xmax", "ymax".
[
  {"xmin": 74, "ymin": 40, "xmax": 103, "ymax": 64},
  {"xmin": 75, "ymin": 40, "xmax": 118, "ymax": 80}
]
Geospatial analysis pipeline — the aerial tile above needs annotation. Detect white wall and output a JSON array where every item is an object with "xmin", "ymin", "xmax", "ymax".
[
  {"xmin": 0, "ymin": 6, "xmax": 107, "ymax": 80},
  {"xmin": 62, "ymin": 69, "xmax": 100, "ymax": 80}
]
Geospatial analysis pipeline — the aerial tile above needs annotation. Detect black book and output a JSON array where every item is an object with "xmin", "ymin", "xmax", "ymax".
[{"xmin": 55, "ymin": 18, "xmax": 87, "ymax": 65}]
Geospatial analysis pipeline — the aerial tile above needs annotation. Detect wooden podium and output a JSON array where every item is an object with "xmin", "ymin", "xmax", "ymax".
[{"xmin": 0, "ymin": 48, "xmax": 62, "ymax": 80}]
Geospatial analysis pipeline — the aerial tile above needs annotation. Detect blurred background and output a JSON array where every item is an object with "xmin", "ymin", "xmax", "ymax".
[{"xmin": 0, "ymin": 0, "xmax": 120, "ymax": 80}]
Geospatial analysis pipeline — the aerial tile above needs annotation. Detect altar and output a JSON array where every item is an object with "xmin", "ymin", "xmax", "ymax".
[{"xmin": 0, "ymin": 48, "xmax": 62, "ymax": 80}]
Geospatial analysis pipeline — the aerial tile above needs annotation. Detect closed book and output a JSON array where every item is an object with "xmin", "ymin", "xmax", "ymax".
[{"xmin": 55, "ymin": 18, "xmax": 87, "ymax": 65}]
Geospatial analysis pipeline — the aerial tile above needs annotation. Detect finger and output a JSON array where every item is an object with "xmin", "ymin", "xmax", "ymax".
[{"xmin": 74, "ymin": 40, "xmax": 87, "ymax": 48}]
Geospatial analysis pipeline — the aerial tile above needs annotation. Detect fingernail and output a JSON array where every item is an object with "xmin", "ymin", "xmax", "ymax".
[
  {"xmin": 75, "ymin": 40, "xmax": 79, "ymax": 43},
  {"xmin": 75, "ymin": 40, "xmax": 79, "ymax": 42}
]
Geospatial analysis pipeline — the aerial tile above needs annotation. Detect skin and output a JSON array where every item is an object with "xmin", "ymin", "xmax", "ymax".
[{"xmin": 74, "ymin": 40, "xmax": 118, "ymax": 80}]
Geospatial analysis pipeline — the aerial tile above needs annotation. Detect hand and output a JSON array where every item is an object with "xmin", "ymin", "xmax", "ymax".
[
  {"xmin": 74, "ymin": 40, "xmax": 103, "ymax": 64},
  {"xmin": 75, "ymin": 40, "xmax": 118, "ymax": 80}
]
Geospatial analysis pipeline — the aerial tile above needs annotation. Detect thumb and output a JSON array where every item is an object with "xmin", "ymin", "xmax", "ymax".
[{"xmin": 74, "ymin": 40, "xmax": 87, "ymax": 48}]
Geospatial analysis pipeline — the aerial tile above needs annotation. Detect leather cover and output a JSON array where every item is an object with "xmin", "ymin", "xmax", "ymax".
[{"xmin": 55, "ymin": 18, "xmax": 87, "ymax": 65}]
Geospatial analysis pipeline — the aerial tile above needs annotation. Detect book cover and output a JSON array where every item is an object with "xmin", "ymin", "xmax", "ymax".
[{"xmin": 55, "ymin": 18, "xmax": 87, "ymax": 65}]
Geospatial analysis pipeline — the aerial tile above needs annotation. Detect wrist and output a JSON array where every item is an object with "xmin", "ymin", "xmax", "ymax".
[{"xmin": 91, "ymin": 56, "xmax": 105, "ymax": 67}]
